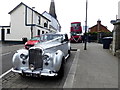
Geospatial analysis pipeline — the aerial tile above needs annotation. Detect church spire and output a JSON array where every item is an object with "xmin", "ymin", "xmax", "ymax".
[{"xmin": 49, "ymin": 0, "xmax": 57, "ymax": 19}]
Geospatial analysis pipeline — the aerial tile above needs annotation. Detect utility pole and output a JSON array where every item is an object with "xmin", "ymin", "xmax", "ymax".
[{"xmin": 84, "ymin": 0, "xmax": 88, "ymax": 50}]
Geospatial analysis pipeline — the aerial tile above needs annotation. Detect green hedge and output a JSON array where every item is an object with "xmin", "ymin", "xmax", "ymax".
[{"xmin": 87, "ymin": 32, "xmax": 113, "ymax": 41}]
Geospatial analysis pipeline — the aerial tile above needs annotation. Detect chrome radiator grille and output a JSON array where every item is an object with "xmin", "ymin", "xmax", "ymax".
[{"xmin": 29, "ymin": 49, "xmax": 43, "ymax": 70}]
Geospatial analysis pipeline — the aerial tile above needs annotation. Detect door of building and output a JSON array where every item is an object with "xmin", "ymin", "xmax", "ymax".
[{"xmin": 1, "ymin": 28, "xmax": 5, "ymax": 41}]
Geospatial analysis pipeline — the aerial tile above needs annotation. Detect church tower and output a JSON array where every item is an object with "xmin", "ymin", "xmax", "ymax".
[{"xmin": 49, "ymin": 0, "xmax": 57, "ymax": 19}]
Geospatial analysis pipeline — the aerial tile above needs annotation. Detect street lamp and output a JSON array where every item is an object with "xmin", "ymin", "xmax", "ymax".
[
  {"xmin": 84, "ymin": 0, "xmax": 88, "ymax": 50},
  {"xmin": 31, "ymin": 7, "xmax": 35, "ymax": 39}
]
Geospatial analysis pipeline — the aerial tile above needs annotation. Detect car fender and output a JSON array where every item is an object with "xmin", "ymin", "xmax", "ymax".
[
  {"xmin": 12, "ymin": 53, "xmax": 21, "ymax": 69},
  {"xmin": 68, "ymin": 42, "xmax": 71, "ymax": 50},
  {"xmin": 12, "ymin": 49, "xmax": 28, "ymax": 69},
  {"xmin": 53, "ymin": 50, "xmax": 64, "ymax": 71}
]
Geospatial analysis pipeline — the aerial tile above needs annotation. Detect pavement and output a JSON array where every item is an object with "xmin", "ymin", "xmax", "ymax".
[{"xmin": 63, "ymin": 43, "xmax": 118, "ymax": 88}]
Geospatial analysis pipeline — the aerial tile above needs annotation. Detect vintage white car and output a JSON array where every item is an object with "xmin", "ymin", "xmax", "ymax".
[{"xmin": 12, "ymin": 33, "xmax": 71, "ymax": 78}]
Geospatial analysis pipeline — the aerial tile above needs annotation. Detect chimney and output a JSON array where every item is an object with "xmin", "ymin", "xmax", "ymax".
[
  {"xmin": 97, "ymin": 19, "xmax": 101, "ymax": 32},
  {"xmin": 97, "ymin": 19, "xmax": 101, "ymax": 25}
]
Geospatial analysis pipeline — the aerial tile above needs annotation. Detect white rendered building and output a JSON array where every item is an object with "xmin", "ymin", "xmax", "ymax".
[
  {"xmin": 0, "ymin": 1, "xmax": 61, "ymax": 42},
  {"xmin": 0, "ymin": 2, "xmax": 51, "ymax": 42},
  {"xmin": 42, "ymin": 11, "xmax": 61, "ymax": 33}
]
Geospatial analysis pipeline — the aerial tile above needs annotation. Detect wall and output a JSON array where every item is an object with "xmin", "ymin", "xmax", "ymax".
[
  {"xmin": 111, "ymin": 1, "xmax": 120, "ymax": 57},
  {"xmin": 1, "ymin": 3, "xmax": 51, "ymax": 41},
  {"xmin": 26, "ymin": 6, "xmax": 50, "ymax": 37},
  {"xmin": 6, "ymin": 5, "xmax": 31, "ymax": 41},
  {"xmin": 0, "ymin": 26, "xmax": 10, "ymax": 41},
  {"xmin": 6, "ymin": 4, "xmax": 50, "ymax": 41},
  {"xmin": 42, "ymin": 12, "xmax": 61, "ymax": 32}
]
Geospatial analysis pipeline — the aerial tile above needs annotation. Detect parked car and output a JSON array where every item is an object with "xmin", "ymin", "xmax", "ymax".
[
  {"xmin": 25, "ymin": 36, "xmax": 40, "ymax": 49},
  {"xmin": 12, "ymin": 33, "xmax": 71, "ymax": 78}
]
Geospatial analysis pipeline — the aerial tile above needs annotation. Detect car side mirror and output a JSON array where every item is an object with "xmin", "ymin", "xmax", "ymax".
[
  {"xmin": 64, "ymin": 39, "xmax": 68, "ymax": 41},
  {"xmin": 61, "ymin": 34, "xmax": 69, "ymax": 43},
  {"xmin": 64, "ymin": 34, "xmax": 69, "ymax": 41},
  {"xmin": 61, "ymin": 39, "xmax": 68, "ymax": 43}
]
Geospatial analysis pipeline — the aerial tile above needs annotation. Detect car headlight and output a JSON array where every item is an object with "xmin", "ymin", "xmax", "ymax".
[
  {"xmin": 43, "ymin": 53, "xmax": 51, "ymax": 61},
  {"xmin": 20, "ymin": 54, "xmax": 28, "ymax": 60},
  {"xmin": 29, "ymin": 64, "xmax": 35, "ymax": 70}
]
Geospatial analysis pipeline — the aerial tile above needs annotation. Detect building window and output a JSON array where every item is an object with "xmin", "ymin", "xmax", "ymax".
[
  {"xmin": 38, "ymin": 16, "xmax": 41, "ymax": 25},
  {"xmin": 44, "ymin": 21, "xmax": 48, "ymax": 28},
  {"xmin": 42, "ymin": 31, "xmax": 44, "ymax": 34},
  {"xmin": 7, "ymin": 29, "xmax": 10, "ymax": 34},
  {"xmin": 38, "ymin": 30, "xmax": 40, "ymax": 35}
]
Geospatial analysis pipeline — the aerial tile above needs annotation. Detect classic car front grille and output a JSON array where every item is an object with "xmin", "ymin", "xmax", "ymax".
[{"xmin": 29, "ymin": 49, "xmax": 43, "ymax": 70}]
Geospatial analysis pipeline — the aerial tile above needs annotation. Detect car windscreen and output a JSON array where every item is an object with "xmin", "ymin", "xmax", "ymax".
[
  {"xmin": 40, "ymin": 34, "xmax": 63, "ymax": 41},
  {"xmin": 30, "ymin": 37, "xmax": 40, "ymax": 40}
]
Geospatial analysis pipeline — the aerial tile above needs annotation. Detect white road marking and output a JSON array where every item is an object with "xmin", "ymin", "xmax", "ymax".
[
  {"xmin": 0, "ymin": 68, "xmax": 12, "ymax": 79},
  {"xmin": 2, "ymin": 52, "xmax": 11, "ymax": 56},
  {"xmin": 63, "ymin": 49, "xmax": 80, "ymax": 88}
]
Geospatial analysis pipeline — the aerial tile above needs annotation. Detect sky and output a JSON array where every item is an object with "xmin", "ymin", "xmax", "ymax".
[{"xmin": 0, "ymin": 0, "xmax": 119, "ymax": 34}]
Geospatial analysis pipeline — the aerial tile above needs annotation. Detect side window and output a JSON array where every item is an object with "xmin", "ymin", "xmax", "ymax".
[
  {"xmin": 42, "ymin": 31, "xmax": 44, "ymax": 34},
  {"xmin": 38, "ymin": 16, "xmax": 41, "ymax": 25},
  {"xmin": 44, "ymin": 21, "xmax": 48, "ymax": 28},
  {"xmin": 38, "ymin": 30, "xmax": 40, "ymax": 35},
  {"xmin": 7, "ymin": 29, "xmax": 10, "ymax": 34}
]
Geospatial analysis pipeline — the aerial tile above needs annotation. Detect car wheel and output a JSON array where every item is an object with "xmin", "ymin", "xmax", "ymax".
[
  {"xmin": 68, "ymin": 50, "xmax": 71, "ymax": 56},
  {"xmin": 19, "ymin": 73, "xmax": 26, "ymax": 78},
  {"xmin": 57, "ymin": 58, "xmax": 65, "ymax": 78}
]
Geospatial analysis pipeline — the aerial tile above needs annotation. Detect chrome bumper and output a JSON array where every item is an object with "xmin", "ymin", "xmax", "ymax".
[{"xmin": 12, "ymin": 68, "xmax": 57, "ymax": 76}]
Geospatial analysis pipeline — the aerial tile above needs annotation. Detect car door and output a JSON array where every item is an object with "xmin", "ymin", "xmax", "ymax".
[{"xmin": 61, "ymin": 34, "xmax": 69, "ymax": 57}]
